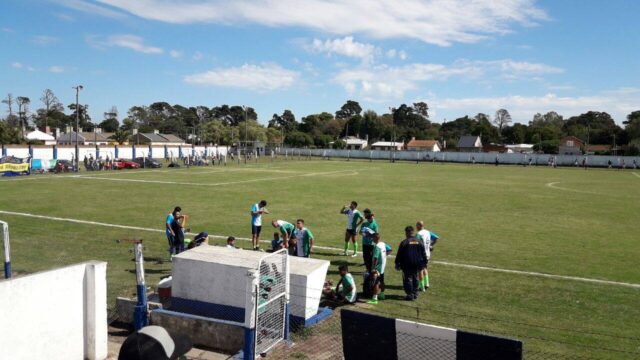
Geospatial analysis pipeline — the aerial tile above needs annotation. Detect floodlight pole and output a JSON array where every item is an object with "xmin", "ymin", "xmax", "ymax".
[
  {"xmin": 1, "ymin": 221, "xmax": 11, "ymax": 279},
  {"xmin": 133, "ymin": 240, "xmax": 148, "ymax": 330},
  {"xmin": 73, "ymin": 85, "xmax": 83, "ymax": 172}
]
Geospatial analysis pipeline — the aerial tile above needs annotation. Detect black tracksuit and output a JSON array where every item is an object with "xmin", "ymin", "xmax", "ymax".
[{"xmin": 395, "ymin": 237, "xmax": 427, "ymax": 298}]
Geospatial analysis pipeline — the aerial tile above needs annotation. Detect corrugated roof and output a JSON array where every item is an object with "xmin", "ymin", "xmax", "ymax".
[
  {"xmin": 140, "ymin": 133, "xmax": 169, "ymax": 142},
  {"xmin": 458, "ymin": 136, "xmax": 481, "ymax": 148},
  {"xmin": 160, "ymin": 134, "xmax": 184, "ymax": 142},
  {"xmin": 407, "ymin": 139, "xmax": 439, "ymax": 148}
]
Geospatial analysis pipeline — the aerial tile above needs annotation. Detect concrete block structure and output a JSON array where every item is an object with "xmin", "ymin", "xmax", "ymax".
[
  {"xmin": 164, "ymin": 246, "xmax": 330, "ymax": 358},
  {"xmin": 0, "ymin": 261, "xmax": 108, "ymax": 360},
  {"xmin": 288, "ymin": 256, "xmax": 331, "ymax": 325}
]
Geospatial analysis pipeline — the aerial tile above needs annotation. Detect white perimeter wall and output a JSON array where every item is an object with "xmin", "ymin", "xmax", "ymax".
[
  {"xmin": 0, "ymin": 261, "xmax": 108, "ymax": 360},
  {"xmin": 4, "ymin": 145, "xmax": 229, "ymax": 160}
]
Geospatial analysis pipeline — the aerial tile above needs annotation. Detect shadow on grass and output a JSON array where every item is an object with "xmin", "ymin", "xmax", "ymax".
[{"xmin": 127, "ymin": 268, "xmax": 170, "ymax": 274}]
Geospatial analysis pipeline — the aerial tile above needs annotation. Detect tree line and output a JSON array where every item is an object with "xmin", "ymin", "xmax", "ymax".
[{"xmin": 2, "ymin": 89, "xmax": 640, "ymax": 155}]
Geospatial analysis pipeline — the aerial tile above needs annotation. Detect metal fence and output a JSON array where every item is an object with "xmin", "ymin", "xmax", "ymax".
[
  {"xmin": 255, "ymin": 249, "xmax": 289, "ymax": 355},
  {"xmin": 277, "ymin": 147, "xmax": 640, "ymax": 169},
  {"xmin": 265, "ymin": 306, "xmax": 637, "ymax": 360}
]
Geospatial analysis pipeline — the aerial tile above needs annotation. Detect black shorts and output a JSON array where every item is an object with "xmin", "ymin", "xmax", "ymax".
[
  {"xmin": 345, "ymin": 229, "xmax": 356, "ymax": 236},
  {"xmin": 251, "ymin": 225, "xmax": 262, "ymax": 236},
  {"xmin": 363, "ymin": 244, "xmax": 374, "ymax": 272},
  {"xmin": 374, "ymin": 273, "xmax": 385, "ymax": 286}
]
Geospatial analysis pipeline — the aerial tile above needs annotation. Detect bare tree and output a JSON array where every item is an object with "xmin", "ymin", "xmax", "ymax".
[
  {"xmin": 16, "ymin": 96, "xmax": 31, "ymax": 138},
  {"xmin": 2, "ymin": 93, "xmax": 14, "ymax": 118},
  {"xmin": 493, "ymin": 109, "xmax": 512, "ymax": 135},
  {"xmin": 40, "ymin": 89, "xmax": 60, "ymax": 132}
]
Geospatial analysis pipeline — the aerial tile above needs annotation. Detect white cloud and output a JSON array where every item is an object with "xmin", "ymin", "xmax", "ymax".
[
  {"xmin": 429, "ymin": 89, "xmax": 640, "ymax": 122},
  {"xmin": 54, "ymin": 12, "xmax": 75, "ymax": 21},
  {"xmin": 184, "ymin": 63, "xmax": 299, "ymax": 91},
  {"xmin": 2, "ymin": 27, "xmax": 14, "ymax": 33},
  {"xmin": 49, "ymin": 65, "xmax": 65, "ymax": 73},
  {"xmin": 108, "ymin": 34, "xmax": 163, "ymax": 54},
  {"xmin": 11, "ymin": 62, "xmax": 23, "ymax": 69},
  {"xmin": 334, "ymin": 59, "xmax": 562, "ymax": 101},
  {"xmin": 88, "ymin": 34, "xmax": 164, "ymax": 54},
  {"xmin": 385, "ymin": 49, "xmax": 408, "ymax": 60},
  {"xmin": 305, "ymin": 37, "xmax": 376, "ymax": 62},
  {"xmin": 32, "ymin": 35, "xmax": 60, "ymax": 45},
  {"xmin": 53, "ymin": 0, "xmax": 126, "ymax": 19},
  {"xmin": 335, "ymin": 63, "xmax": 479, "ymax": 101},
  {"xmin": 169, "ymin": 49, "xmax": 182, "ymax": 58},
  {"xmin": 93, "ymin": 0, "xmax": 547, "ymax": 46},
  {"xmin": 192, "ymin": 51, "xmax": 203, "ymax": 61}
]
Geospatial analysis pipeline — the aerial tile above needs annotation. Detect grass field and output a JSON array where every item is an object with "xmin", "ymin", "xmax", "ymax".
[{"xmin": 1, "ymin": 158, "xmax": 639, "ymax": 358}]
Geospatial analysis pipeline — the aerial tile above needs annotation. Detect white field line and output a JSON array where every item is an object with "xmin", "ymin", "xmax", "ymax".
[
  {"xmin": 545, "ymin": 182, "xmax": 602, "ymax": 195},
  {"xmin": 633, "ymin": 172, "xmax": 640, "ymax": 178},
  {"xmin": 71, "ymin": 169, "xmax": 360, "ymax": 186},
  {"xmin": 1, "ymin": 209, "xmax": 639, "ymax": 290}
]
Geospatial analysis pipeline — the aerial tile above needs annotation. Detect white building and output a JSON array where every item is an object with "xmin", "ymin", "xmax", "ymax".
[
  {"xmin": 343, "ymin": 136, "xmax": 368, "ymax": 150},
  {"xmin": 370, "ymin": 141, "xmax": 404, "ymax": 151},
  {"xmin": 505, "ymin": 144, "xmax": 535, "ymax": 154},
  {"xmin": 26, "ymin": 130, "xmax": 56, "ymax": 145}
]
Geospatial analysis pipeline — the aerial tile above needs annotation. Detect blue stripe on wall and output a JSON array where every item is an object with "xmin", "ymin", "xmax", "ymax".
[
  {"xmin": 170, "ymin": 297, "xmax": 245, "ymax": 323},
  {"xmin": 341, "ymin": 309, "xmax": 398, "ymax": 360},
  {"xmin": 456, "ymin": 330, "xmax": 523, "ymax": 360}
]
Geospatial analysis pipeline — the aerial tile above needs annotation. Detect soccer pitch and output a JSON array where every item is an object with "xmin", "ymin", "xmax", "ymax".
[{"xmin": 1, "ymin": 159, "xmax": 639, "ymax": 358}]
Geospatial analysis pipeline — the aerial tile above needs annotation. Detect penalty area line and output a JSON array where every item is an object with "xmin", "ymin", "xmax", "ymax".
[{"xmin": 1, "ymin": 209, "xmax": 639, "ymax": 290}]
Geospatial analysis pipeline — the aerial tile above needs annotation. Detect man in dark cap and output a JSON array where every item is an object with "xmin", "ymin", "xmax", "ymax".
[{"xmin": 395, "ymin": 226, "xmax": 427, "ymax": 301}]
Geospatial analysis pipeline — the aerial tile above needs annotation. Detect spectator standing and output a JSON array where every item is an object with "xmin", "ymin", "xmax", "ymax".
[
  {"xmin": 165, "ymin": 206, "xmax": 181, "ymax": 257},
  {"xmin": 360, "ymin": 209, "xmax": 379, "ymax": 272},
  {"xmin": 250, "ymin": 200, "xmax": 269, "ymax": 251},
  {"xmin": 395, "ymin": 226, "xmax": 427, "ymax": 301},
  {"xmin": 416, "ymin": 221, "xmax": 441, "ymax": 291},
  {"xmin": 340, "ymin": 201, "xmax": 364, "ymax": 257},
  {"xmin": 292, "ymin": 219, "xmax": 314, "ymax": 257},
  {"xmin": 367, "ymin": 233, "xmax": 388, "ymax": 304}
]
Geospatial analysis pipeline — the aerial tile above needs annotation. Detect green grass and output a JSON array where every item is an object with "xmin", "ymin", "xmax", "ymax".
[{"xmin": 1, "ymin": 158, "xmax": 639, "ymax": 358}]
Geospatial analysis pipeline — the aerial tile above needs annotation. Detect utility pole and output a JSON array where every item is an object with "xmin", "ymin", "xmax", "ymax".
[
  {"xmin": 243, "ymin": 106, "xmax": 248, "ymax": 164},
  {"xmin": 73, "ymin": 85, "xmax": 83, "ymax": 172},
  {"xmin": 389, "ymin": 106, "xmax": 396, "ymax": 163}
]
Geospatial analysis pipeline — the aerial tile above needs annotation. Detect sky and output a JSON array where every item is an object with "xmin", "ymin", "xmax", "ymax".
[{"xmin": 1, "ymin": 0, "xmax": 639, "ymax": 125}]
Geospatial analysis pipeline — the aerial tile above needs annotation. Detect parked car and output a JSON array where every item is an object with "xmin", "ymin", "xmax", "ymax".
[
  {"xmin": 112, "ymin": 159, "xmax": 141, "ymax": 170},
  {"xmin": 55, "ymin": 159, "xmax": 77, "ymax": 172},
  {"xmin": 132, "ymin": 157, "xmax": 162, "ymax": 168}
]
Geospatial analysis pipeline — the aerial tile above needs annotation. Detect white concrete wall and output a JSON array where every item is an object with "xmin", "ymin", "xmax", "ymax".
[
  {"xmin": 117, "ymin": 146, "xmax": 133, "ymax": 159},
  {"xmin": 5, "ymin": 147, "xmax": 30, "ymax": 158},
  {"xmin": 32, "ymin": 147, "xmax": 54, "ymax": 159},
  {"xmin": 172, "ymin": 257, "xmax": 250, "ymax": 309},
  {"xmin": 56, "ymin": 147, "xmax": 75, "ymax": 160},
  {"xmin": 0, "ymin": 261, "xmax": 108, "ymax": 360}
]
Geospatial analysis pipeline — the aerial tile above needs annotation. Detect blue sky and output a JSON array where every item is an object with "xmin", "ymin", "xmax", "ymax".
[{"xmin": 1, "ymin": 0, "xmax": 639, "ymax": 125}]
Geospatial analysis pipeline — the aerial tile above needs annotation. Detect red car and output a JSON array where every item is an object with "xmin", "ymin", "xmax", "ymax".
[{"xmin": 112, "ymin": 159, "xmax": 141, "ymax": 170}]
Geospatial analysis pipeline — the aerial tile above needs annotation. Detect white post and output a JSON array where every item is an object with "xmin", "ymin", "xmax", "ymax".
[
  {"xmin": 1, "ymin": 221, "xmax": 10, "ymax": 279},
  {"xmin": 83, "ymin": 261, "xmax": 108, "ymax": 360}
]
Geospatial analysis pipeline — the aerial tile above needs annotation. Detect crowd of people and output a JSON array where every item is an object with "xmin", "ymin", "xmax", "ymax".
[{"xmin": 163, "ymin": 199, "xmax": 441, "ymax": 305}]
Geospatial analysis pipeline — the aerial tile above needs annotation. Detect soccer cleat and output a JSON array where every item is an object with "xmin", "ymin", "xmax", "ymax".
[
  {"xmin": 405, "ymin": 295, "xmax": 414, "ymax": 301},
  {"xmin": 367, "ymin": 299, "xmax": 378, "ymax": 305},
  {"xmin": 342, "ymin": 251, "xmax": 348, "ymax": 256},
  {"xmin": 351, "ymin": 253, "xmax": 357, "ymax": 257}
]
